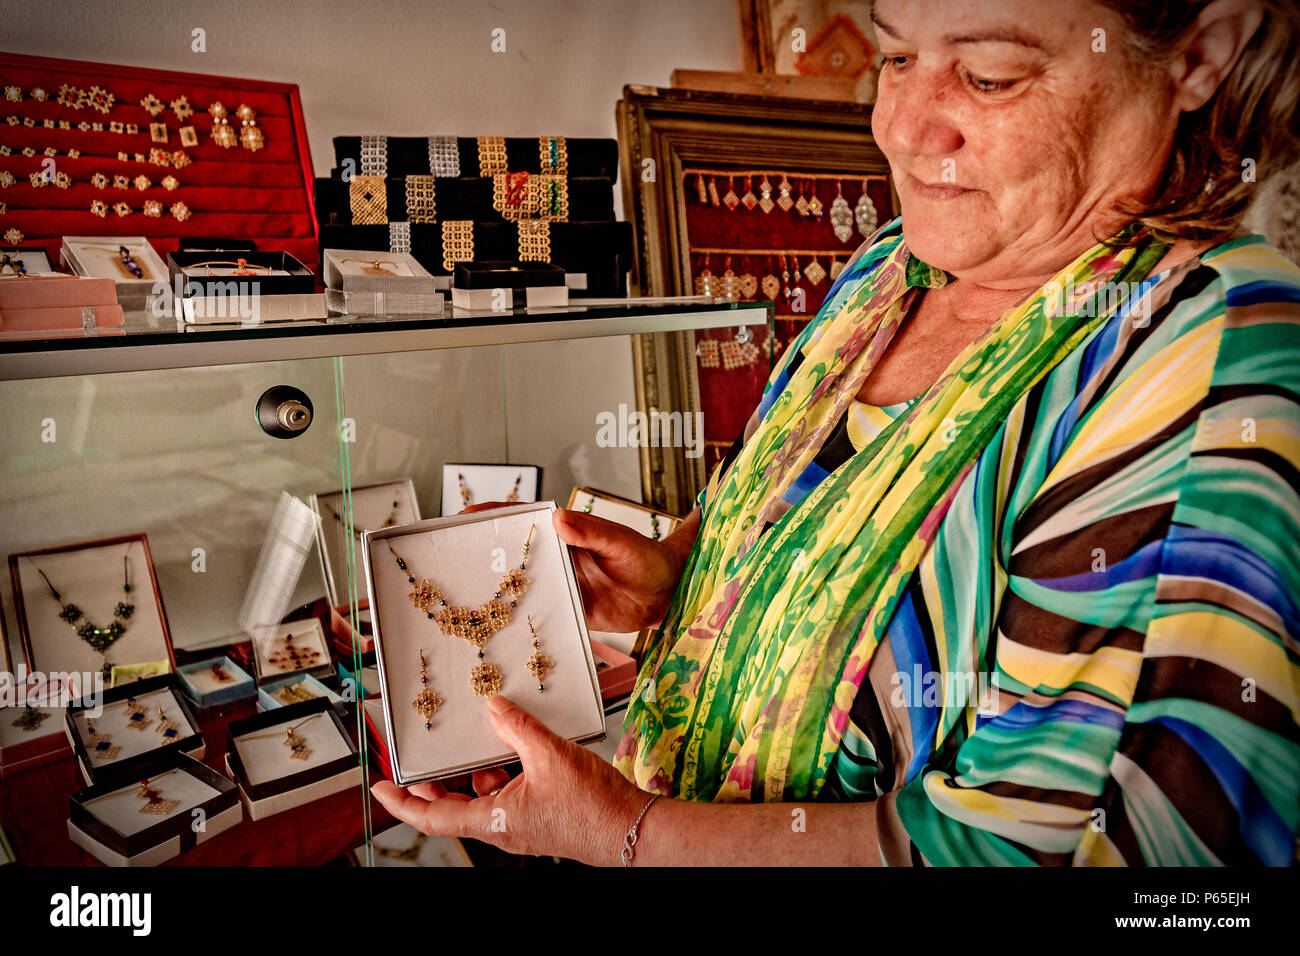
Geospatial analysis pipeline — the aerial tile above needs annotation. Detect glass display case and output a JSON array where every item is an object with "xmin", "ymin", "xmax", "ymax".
[{"xmin": 0, "ymin": 298, "xmax": 770, "ymax": 866}]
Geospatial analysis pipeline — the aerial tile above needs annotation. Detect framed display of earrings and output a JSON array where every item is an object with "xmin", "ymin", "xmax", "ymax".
[
  {"xmin": 225, "ymin": 698, "xmax": 360, "ymax": 821},
  {"xmin": 64, "ymin": 674, "xmax": 203, "ymax": 785},
  {"xmin": 310, "ymin": 478, "xmax": 421, "ymax": 610},
  {"xmin": 616, "ymin": 85, "xmax": 896, "ymax": 508},
  {"xmin": 8, "ymin": 534, "xmax": 174, "ymax": 691},
  {"xmin": 67, "ymin": 752, "xmax": 241, "ymax": 867},
  {"xmin": 363, "ymin": 501, "xmax": 604, "ymax": 785},
  {"xmin": 440, "ymin": 462, "xmax": 541, "ymax": 517}
]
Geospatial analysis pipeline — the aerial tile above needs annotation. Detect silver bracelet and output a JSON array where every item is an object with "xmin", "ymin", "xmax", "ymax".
[{"xmin": 620, "ymin": 793, "xmax": 661, "ymax": 866}]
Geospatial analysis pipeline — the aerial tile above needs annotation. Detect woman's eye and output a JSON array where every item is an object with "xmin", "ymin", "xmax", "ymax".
[
  {"xmin": 879, "ymin": 54, "xmax": 913, "ymax": 71},
  {"xmin": 961, "ymin": 69, "xmax": 1017, "ymax": 93}
]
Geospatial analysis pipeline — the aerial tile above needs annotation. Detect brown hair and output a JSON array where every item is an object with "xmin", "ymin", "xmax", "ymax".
[{"xmin": 1098, "ymin": 0, "xmax": 1300, "ymax": 242}]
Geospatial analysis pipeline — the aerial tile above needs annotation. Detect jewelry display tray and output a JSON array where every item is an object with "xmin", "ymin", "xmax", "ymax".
[
  {"xmin": 224, "ymin": 697, "xmax": 360, "ymax": 821},
  {"xmin": 363, "ymin": 500, "xmax": 605, "ymax": 786},
  {"xmin": 65, "ymin": 673, "xmax": 204, "ymax": 785},
  {"xmin": 166, "ymin": 250, "xmax": 315, "ymax": 295},
  {"xmin": 67, "ymin": 751, "xmax": 241, "ymax": 867}
]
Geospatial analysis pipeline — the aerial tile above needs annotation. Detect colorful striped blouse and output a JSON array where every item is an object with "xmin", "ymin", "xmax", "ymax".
[{"xmin": 709, "ymin": 226, "xmax": 1300, "ymax": 865}]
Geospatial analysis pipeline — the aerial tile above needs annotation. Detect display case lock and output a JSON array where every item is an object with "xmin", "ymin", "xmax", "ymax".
[{"xmin": 256, "ymin": 385, "xmax": 314, "ymax": 439}]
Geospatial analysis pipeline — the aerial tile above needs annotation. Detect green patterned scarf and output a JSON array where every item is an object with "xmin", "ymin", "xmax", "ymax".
[{"xmin": 615, "ymin": 224, "xmax": 1168, "ymax": 802}]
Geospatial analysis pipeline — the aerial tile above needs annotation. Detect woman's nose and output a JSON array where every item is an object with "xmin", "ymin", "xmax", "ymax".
[{"xmin": 875, "ymin": 70, "xmax": 965, "ymax": 161}]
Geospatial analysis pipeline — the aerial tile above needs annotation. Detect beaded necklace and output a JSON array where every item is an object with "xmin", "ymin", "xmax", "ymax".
[
  {"xmin": 323, "ymin": 498, "xmax": 398, "ymax": 541},
  {"xmin": 29, "ymin": 551, "xmax": 134, "ymax": 677},
  {"xmin": 388, "ymin": 525, "xmax": 534, "ymax": 696}
]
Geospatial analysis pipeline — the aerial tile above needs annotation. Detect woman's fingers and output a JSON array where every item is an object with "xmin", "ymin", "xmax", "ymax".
[
  {"xmin": 486, "ymin": 694, "xmax": 565, "ymax": 765},
  {"xmin": 408, "ymin": 780, "xmax": 448, "ymax": 802},
  {"xmin": 472, "ymin": 766, "xmax": 511, "ymax": 796},
  {"xmin": 459, "ymin": 500, "xmax": 513, "ymax": 516},
  {"xmin": 371, "ymin": 781, "xmax": 480, "ymax": 836}
]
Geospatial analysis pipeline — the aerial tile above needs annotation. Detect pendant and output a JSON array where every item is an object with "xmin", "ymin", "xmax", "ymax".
[
  {"xmin": 855, "ymin": 184, "xmax": 878, "ymax": 238},
  {"xmin": 469, "ymin": 662, "xmax": 504, "ymax": 697},
  {"xmin": 776, "ymin": 176, "xmax": 793, "ymax": 212},
  {"xmin": 124, "ymin": 697, "xmax": 152, "ymax": 731},
  {"xmin": 761, "ymin": 273, "xmax": 780, "ymax": 301},
  {"xmin": 830, "ymin": 185, "xmax": 854, "ymax": 243},
  {"xmin": 738, "ymin": 272, "xmax": 758, "ymax": 299},
  {"xmin": 285, "ymin": 729, "xmax": 311, "ymax": 760},
  {"xmin": 694, "ymin": 268, "xmax": 716, "ymax": 297},
  {"xmin": 137, "ymin": 781, "xmax": 179, "ymax": 815},
  {"xmin": 11, "ymin": 706, "xmax": 50, "ymax": 733},
  {"xmin": 758, "ymin": 176, "xmax": 775, "ymax": 214},
  {"xmin": 804, "ymin": 256, "xmax": 827, "ymax": 287}
]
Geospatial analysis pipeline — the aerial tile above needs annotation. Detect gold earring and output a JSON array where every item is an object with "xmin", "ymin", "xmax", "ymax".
[
  {"xmin": 236, "ymin": 103, "xmax": 264, "ymax": 151},
  {"xmin": 524, "ymin": 616, "xmax": 555, "ymax": 692},
  {"xmin": 411, "ymin": 649, "xmax": 443, "ymax": 731},
  {"xmin": 208, "ymin": 101, "xmax": 237, "ymax": 149},
  {"xmin": 87, "ymin": 721, "xmax": 121, "ymax": 760},
  {"xmin": 154, "ymin": 704, "xmax": 180, "ymax": 740},
  {"xmin": 124, "ymin": 696, "xmax": 152, "ymax": 731}
]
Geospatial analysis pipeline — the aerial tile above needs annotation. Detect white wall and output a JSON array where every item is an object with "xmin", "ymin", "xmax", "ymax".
[
  {"xmin": 1, "ymin": 0, "xmax": 744, "ymax": 176},
  {"xmin": 0, "ymin": 0, "xmax": 744, "ymax": 664}
]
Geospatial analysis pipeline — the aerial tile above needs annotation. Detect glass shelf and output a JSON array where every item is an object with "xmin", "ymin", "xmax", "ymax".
[{"xmin": 0, "ymin": 298, "xmax": 771, "ymax": 380}]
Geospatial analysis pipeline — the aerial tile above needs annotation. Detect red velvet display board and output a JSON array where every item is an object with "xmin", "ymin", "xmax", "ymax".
[
  {"xmin": 0, "ymin": 52, "xmax": 317, "ymax": 271},
  {"xmin": 682, "ymin": 167, "xmax": 893, "ymax": 471}
]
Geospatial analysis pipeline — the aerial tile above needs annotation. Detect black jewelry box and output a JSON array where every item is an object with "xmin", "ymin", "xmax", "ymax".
[
  {"xmin": 332, "ymin": 136, "xmax": 620, "ymax": 181},
  {"xmin": 454, "ymin": 261, "xmax": 565, "ymax": 290},
  {"xmin": 68, "ymin": 751, "xmax": 240, "ymax": 864},
  {"xmin": 226, "ymin": 697, "xmax": 358, "ymax": 802},
  {"xmin": 316, "ymin": 221, "xmax": 632, "ymax": 296},
  {"xmin": 313, "ymin": 175, "xmax": 617, "ymax": 227},
  {"xmin": 66, "ymin": 673, "xmax": 205, "ymax": 785},
  {"xmin": 165, "ymin": 250, "xmax": 316, "ymax": 297},
  {"xmin": 177, "ymin": 237, "xmax": 259, "ymax": 253},
  {"xmin": 225, "ymin": 697, "xmax": 361, "ymax": 820}
]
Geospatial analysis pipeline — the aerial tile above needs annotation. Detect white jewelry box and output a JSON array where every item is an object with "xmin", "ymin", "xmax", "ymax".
[
  {"xmin": 309, "ymin": 478, "xmax": 422, "ymax": 611},
  {"xmin": 440, "ymin": 462, "xmax": 541, "ymax": 517},
  {"xmin": 363, "ymin": 501, "xmax": 604, "ymax": 785}
]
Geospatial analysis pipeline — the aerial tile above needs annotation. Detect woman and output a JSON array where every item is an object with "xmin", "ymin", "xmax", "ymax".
[{"xmin": 373, "ymin": 0, "xmax": 1300, "ymax": 865}]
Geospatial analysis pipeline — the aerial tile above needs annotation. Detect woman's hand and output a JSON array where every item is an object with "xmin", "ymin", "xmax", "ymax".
[
  {"xmin": 370, "ymin": 695, "xmax": 648, "ymax": 865},
  {"xmin": 458, "ymin": 500, "xmax": 698, "ymax": 633},
  {"xmin": 552, "ymin": 506, "xmax": 699, "ymax": 633}
]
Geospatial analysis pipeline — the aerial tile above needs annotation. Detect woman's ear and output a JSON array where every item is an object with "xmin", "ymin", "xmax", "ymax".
[{"xmin": 1169, "ymin": 0, "xmax": 1265, "ymax": 112}]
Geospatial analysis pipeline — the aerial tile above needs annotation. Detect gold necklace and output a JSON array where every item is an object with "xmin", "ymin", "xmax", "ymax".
[
  {"xmin": 242, "ymin": 714, "xmax": 321, "ymax": 760},
  {"xmin": 388, "ymin": 525, "xmax": 534, "ymax": 696}
]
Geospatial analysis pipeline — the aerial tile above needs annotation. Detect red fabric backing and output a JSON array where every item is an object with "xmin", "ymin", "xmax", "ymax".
[
  {"xmin": 0, "ymin": 52, "xmax": 317, "ymax": 271},
  {"xmin": 683, "ymin": 170, "xmax": 894, "ymax": 473}
]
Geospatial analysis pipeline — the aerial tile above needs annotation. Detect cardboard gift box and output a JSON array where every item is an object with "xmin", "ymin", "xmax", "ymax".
[
  {"xmin": 361, "ymin": 696, "xmax": 393, "ymax": 779},
  {"xmin": 328, "ymin": 602, "xmax": 374, "ymax": 656},
  {"xmin": 8, "ymin": 534, "xmax": 175, "ymax": 690},
  {"xmin": 331, "ymin": 136, "xmax": 620, "ymax": 180},
  {"xmin": 177, "ymin": 655, "xmax": 256, "ymax": 710},
  {"xmin": 566, "ymin": 486, "xmax": 683, "ymax": 657},
  {"xmin": 321, "ymin": 248, "xmax": 437, "ymax": 293},
  {"xmin": 363, "ymin": 501, "xmax": 605, "ymax": 785},
  {"xmin": 336, "ymin": 650, "xmax": 380, "ymax": 700},
  {"xmin": 66, "ymin": 673, "xmax": 204, "ymax": 786},
  {"xmin": 61, "ymin": 236, "xmax": 171, "ymax": 303},
  {"xmin": 590, "ymin": 640, "xmax": 637, "ymax": 703},
  {"xmin": 0, "ymin": 245, "xmax": 55, "ymax": 275},
  {"xmin": 310, "ymin": 478, "xmax": 422, "ymax": 612},
  {"xmin": 224, "ymin": 697, "xmax": 361, "ymax": 821},
  {"xmin": 256, "ymin": 673, "xmax": 343, "ymax": 712},
  {"xmin": 0, "ymin": 699, "xmax": 73, "ymax": 781},
  {"xmin": 451, "ymin": 261, "xmax": 568, "ymax": 310},
  {"xmin": 67, "ymin": 752, "xmax": 242, "ymax": 867},
  {"xmin": 440, "ymin": 463, "xmax": 541, "ymax": 517},
  {"xmin": 249, "ymin": 618, "xmax": 333, "ymax": 686},
  {"xmin": 316, "ymin": 220, "xmax": 632, "ymax": 297},
  {"xmin": 166, "ymin": 249, "xmax": 324, "ymax": 324}
]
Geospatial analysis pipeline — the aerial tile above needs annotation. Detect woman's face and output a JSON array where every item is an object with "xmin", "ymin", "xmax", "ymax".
[{"xmin": 871, "ymin": 0, "xmax": 1178, "ymax": 285}]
